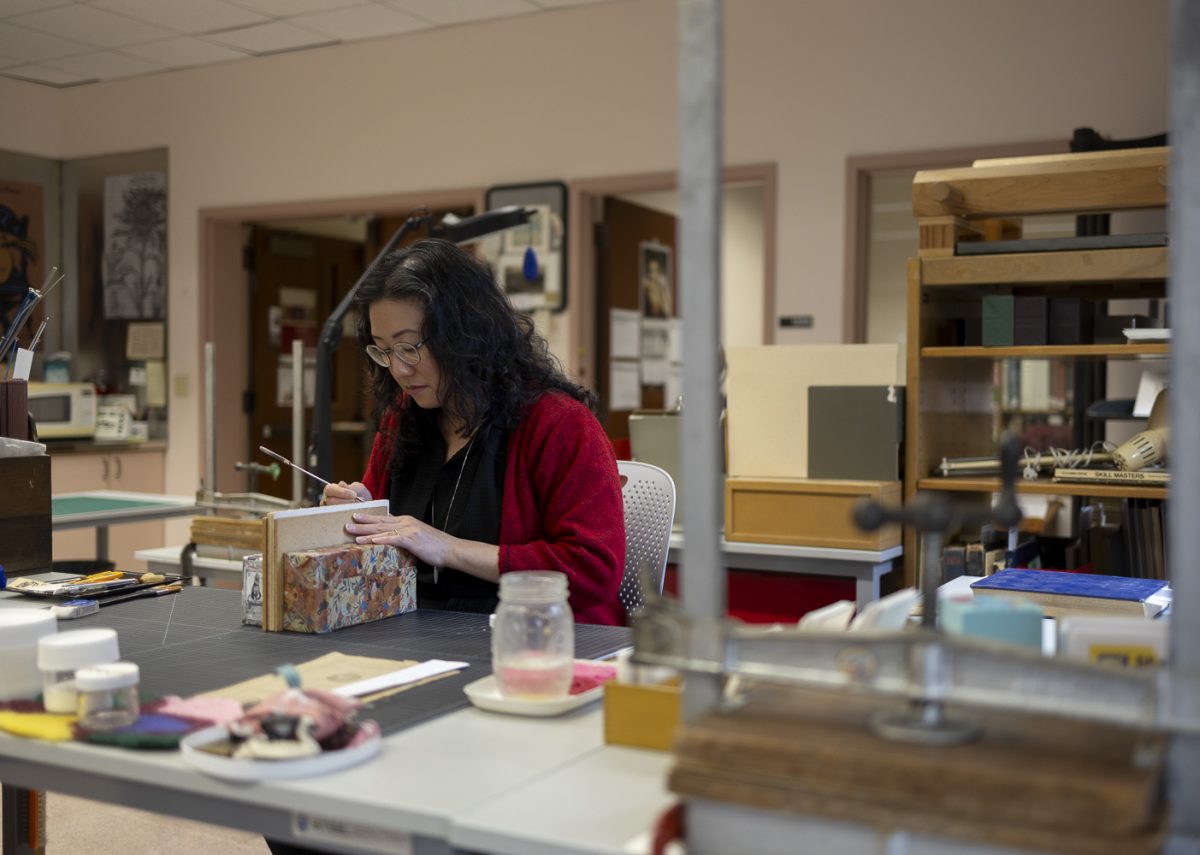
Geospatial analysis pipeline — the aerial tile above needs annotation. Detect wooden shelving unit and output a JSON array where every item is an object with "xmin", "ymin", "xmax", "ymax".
[{"xmin": 902, "ymin": 146, "xmax": 1170, "ymax": 587}]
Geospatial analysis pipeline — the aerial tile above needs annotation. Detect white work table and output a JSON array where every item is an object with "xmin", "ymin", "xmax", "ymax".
[
  {"xmin": 0, "ymin": 588, "xmax": 670, "ymax": 855},
  {"xmin": 668, "ymin": 531, "xmax": 900, "ymax": 607},
  {"xmin": 0, "ymin": 705, "xmax": 671, "ymax": 855}
]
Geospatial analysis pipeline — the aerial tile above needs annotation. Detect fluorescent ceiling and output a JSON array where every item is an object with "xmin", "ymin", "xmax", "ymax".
[{"xmin": 0, "ymin": 0, "xmax": 615, "ymax": 88}]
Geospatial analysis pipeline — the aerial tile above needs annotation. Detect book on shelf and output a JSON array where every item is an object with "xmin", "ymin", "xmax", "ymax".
[
  {"xmin": 971, "ymin": 568, "xmax": 1170, "ymax": 618},
  {"xmin": 1053, "ymin": 467, "xmax": 1169, "ymax": 485}
]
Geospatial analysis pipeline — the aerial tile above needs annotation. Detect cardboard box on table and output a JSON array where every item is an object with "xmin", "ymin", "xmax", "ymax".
[{"xmin": 723, "ymin": 345, "xmax": 902, "ymax": 550}]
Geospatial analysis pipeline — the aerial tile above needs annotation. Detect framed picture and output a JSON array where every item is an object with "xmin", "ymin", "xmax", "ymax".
[
  {"xmin": 639, "ymin": 241, "xmax": 673, "ymax": 319},
  {"xmin": 484, "ymin": 181, "xmax": 567, "ymax": 313}
]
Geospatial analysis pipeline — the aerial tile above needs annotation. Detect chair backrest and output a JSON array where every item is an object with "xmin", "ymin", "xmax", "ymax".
[{"xmin": 616, "ymin": 459, "xmax": 676, "ymax": 618}]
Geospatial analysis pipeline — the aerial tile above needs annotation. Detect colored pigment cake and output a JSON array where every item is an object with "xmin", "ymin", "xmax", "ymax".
[{"xmin": 281, "ymin": 543, "xmax": 416, "ymax": 633}]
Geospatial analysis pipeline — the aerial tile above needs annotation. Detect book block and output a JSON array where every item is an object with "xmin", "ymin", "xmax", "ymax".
[
  {"xmin": 1013, "ymin": 296, "xmax": 1049, "ymax": 346},
  {"xmin": 1048, "ymin": 297, "xmax": 1094, "ymax": 345},
  {"xmin": 282, "ymin": 543, "xmax": 416, "ymax": 634},
  {"xmin": 981, "ymin": 295, "xmax": 1014, "ymax": 346}
]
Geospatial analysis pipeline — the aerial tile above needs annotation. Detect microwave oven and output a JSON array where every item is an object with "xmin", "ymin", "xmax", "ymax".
[{"xmin": 28, "ymin": 382, "xmax": 98, "ymax": 439}]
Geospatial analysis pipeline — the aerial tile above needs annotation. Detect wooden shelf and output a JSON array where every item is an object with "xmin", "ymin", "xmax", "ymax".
[
  {"xmin": 917, "ymin": 476, "xmax": 1168, "ymax": 501},
  {"xmin": 920, "ymin": 245, "xmax": 1167, "ymax": 287},
  {"xmin": 920, "ymin": 344, "xmax": 1168, "ymax": 359}
]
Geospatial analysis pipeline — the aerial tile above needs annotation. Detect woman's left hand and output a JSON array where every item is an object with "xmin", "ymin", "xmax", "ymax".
[{"xmin": 346, "ymin": 512, "xmax": 457, "ymax": 568}]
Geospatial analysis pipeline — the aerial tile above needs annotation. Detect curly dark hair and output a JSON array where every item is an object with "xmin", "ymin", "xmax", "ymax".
[{"xmin": 355, "ymin": 238, "xmax": 595, "ymax": 462}]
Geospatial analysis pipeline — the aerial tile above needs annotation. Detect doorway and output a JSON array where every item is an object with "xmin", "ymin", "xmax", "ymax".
[
  {"xmin": 200, "ymin": 189, "xmax": 484, "ymax": 498},
  {"xmin": 569, "ymin": 164, "xmax": 777, "ymax": 444}
]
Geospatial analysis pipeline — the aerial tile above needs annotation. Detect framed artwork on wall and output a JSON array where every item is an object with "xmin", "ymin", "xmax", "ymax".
[{"xmin": 483, "ymin": 181, "xmax": 567, "ymax": 313}]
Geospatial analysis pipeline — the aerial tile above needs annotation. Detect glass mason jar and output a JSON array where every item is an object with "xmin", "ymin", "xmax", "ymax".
[{"xmin": 492, "ymin": 571, "xmax": 574, "ymax": 699}]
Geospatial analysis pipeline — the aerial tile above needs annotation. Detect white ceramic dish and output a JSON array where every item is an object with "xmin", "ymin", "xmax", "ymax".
[
  {"xmin": 0, "ymin": 437, "xmax": 46, "ymax": 458},
  {"xmin": 463, "ymin": 673, "xmax": 605, "ymax": 717},
  {"xmin": 180, "ymin": 720, "xmax": 381, "ymax": 781}
]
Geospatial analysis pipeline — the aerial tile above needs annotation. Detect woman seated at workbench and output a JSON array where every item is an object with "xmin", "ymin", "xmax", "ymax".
[{"xmin": 323, "ymin": 238, "xmax": 626, "ymax": 626}]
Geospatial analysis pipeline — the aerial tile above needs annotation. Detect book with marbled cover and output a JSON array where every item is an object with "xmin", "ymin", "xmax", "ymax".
[{"xmin": 282, "ymin": 542, "xmax": 416, "ymax": 633}]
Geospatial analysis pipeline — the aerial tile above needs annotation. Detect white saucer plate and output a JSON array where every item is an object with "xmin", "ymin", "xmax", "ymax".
[
  {"xmin": 463, "ymin": 673, "xmax": 605, "ymax": 717},
  {"xmin": 180, "ymin": 720, "xmax": 382, "ymax": 781}
]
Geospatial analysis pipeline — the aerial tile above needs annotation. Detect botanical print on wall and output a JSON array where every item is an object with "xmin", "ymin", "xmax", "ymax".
[{"xmin": 103, "ymin": 171, "xmax": 166, "ymax": 319}]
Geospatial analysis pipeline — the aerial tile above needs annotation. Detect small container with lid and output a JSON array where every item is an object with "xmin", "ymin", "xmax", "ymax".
[
  {"xmin": 0, "ymin": 609, "xmax": 58, "ymax": 701},
  {"xmin": 491, "ymin": 571, "xmax": 575, "ymax": 699},
  {"xmin": 242, "ymin": 553, "xmax": 263, "ymax": 626},
  {"xmin": 37, "ymin": 628, "xmax": 120, "ymax": 713},
  {"xmin": 76, "ymin": 662, "xmax": 140, "ymax": 729}
]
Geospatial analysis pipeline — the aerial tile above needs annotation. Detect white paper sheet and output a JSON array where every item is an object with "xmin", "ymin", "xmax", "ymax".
[
  {"xmin": 331, "ymin": 659, "xmax": 470, "ymax": 698},
  {"xmin": 610, "ymin": 309, "xmax": 641, "ymax": 359},
  {"xmin": 609, "ymin": 360, "xmax": 642, "ymax": 410}
]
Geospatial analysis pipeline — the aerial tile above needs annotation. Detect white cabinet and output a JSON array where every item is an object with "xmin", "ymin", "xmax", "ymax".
[{"xmin": 50, "ymin": 447, "xmax": 166, "ymax": 572}]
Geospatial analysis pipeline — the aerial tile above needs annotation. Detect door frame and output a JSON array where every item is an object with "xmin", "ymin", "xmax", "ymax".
[
  {"xmin": 842, "ymin": 140, "xmax": 1064, "ymax": 343},
  {"xmin": 567, "ymin": 163, "xmax": 778, "ymax": 388},
  {"xmin": 198, "ymin": 187, "xmax": 485, "ymax": 492}
]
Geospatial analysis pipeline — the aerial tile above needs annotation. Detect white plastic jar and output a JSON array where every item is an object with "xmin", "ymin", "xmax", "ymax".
[
  {"xmin": 0, "ymin": 610, "xmax": 57, "ymax": 701},
  {"xmin": 37, "ymin": 628, "xmax": 120, "ymax": 713},
  {"xmin": 76, "ymin": 662, "xmax": 140, "ymax": 729},
  {"xmin": 491, "ymin": 571, "xmax": 575, "ymax": 699}
]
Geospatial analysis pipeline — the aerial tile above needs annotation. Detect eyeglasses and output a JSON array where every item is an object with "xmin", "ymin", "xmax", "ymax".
[{"xmin": 365, "ymin": 339, "xmax": 426, "ymax": 367}]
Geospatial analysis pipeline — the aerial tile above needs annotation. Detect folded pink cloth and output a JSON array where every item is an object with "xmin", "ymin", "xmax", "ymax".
[
  {"xmin": 157, "ymin": 695, "xmax": 246, "ymax": 725},
  {"xmin": 570, "ymin": 662, "xmax": 618, "ymax": 695}
]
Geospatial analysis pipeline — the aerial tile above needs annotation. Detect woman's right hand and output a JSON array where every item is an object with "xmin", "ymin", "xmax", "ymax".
[{"xmin": 321, "ymin": 480, "xmax": 371, "ymax": 505}]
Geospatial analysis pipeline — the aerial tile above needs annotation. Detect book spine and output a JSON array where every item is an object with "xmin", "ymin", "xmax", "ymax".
[{"xmin": 1054, "ymin": 468, "xmax": 1169, "ymax": 484}]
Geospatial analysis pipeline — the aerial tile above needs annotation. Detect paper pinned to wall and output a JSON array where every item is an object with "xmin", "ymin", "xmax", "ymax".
[
  {"xmin": 609, "ymin": 360, "xmax": 641, "ymax": 411},
  {"xmin": 145, "ymin": 360, "xmax": 167, "ymax": 407},
  {"xmin": 610, "ymin": 309, "xmax": 641, "ymax": 360},
  {"xmin": 725, "ymin": 344, "xmax": 900, "ymax": 479}
]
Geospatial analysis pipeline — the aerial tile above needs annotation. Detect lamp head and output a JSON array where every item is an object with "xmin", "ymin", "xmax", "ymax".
[{"xmin": 1113, "ymin": 388, "xmax": 1169, "ymax": 471}]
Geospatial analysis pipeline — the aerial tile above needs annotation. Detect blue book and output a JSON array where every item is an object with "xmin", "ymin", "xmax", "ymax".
[{"xmin": 971, "ymin": 569, "xmax": 1169, "ymax": 617}]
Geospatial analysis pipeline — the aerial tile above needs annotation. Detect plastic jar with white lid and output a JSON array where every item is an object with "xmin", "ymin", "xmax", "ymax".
[
  {"xmin": 76, "ymin": 662, "xmax": 140, "ymax": 729},
  {"xmin": 37, "ymin": 628, "xmax": 120, "ymax": 713},
  {"xmin": 0, "ymin": 610, "xmax": 57, "ymax": 701}
]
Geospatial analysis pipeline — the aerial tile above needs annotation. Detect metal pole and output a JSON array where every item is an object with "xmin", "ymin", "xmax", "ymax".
[
  {"xmin": 678, "ymin": 0, "xmax": 725, "ymax": 720},
  {"xmin": 1167, "ymin": 0, "xmax": 1200, "ymax": 848},
  {"xmin": 204, "ymin": 341, "xmax": 216, "ymax": 494},
  {"xmin": 291, "ymin": 339, "xmax": 304, "ymax": 503}
]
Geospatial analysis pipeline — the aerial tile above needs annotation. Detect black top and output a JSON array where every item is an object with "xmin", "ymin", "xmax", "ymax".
[{"xmin": 387, "ymin": 409, "xmax": 508, "ymax": 612}]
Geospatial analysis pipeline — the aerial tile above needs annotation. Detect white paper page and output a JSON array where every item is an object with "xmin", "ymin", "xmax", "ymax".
[
  {"xmin": 610, "ymin": 309, "xmax": 641, "ymax": 359},
  {"xmin": 332, "ymin": 660, "xmax": 470, "ymax": 698},
  {"xmin": 609, "ymin": 361, "xmax": 642, "ymax": 410}
]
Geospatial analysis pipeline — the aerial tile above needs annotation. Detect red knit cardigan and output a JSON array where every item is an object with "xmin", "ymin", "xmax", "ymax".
[{"xmin": 361, "ymin": 392, "xmax": 627, "ymax": 626}]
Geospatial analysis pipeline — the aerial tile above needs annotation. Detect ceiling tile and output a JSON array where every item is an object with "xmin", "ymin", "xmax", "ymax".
[
  {"xmin": 227, "ymin": 0, "xmax": 362, "ymax": 16},
  {"xmin": 385, "ymin": 0, "xmax": 537, "ymax": 26},
  {"xmin": 50, "ymin": 50, "xmax": 162, "ymax": 80},
  {"xmin": 0, "ymin": 21, "xmax": 88, "ymax": 62},
  {"xmin": 0, "ymin": 0, "xmax": 72, "ymax": 15},
  {"xmin": 91, "ymin": 0, "xmax": 269, "ymax": 35},
  {"xmin": 2, "ymin": 62, "xmax": 95, "ymax": 86},
  {"xmin": 122, "ymin": 36, "xmax": 251, "ymax": 68},
  {"xmin": 9, "ymin": 4, "xmax": 174, "ymax": 48},
  {"xmin": 294, "ymin": 3, "xmax": 429, "ymax": 41},
  {"xmin": 205, "ymin": 20, "xmax": 334, "ymax": 55}
]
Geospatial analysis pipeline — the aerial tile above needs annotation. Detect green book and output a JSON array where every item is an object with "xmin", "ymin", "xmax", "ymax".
[{"xmin": 981, "ymin": 295, "xmax": 1015, "ymax": 347}]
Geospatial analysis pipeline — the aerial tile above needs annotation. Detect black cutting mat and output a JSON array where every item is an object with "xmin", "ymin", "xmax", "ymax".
[{"xmin": 88, "ymin": 588, "xmax": 632, "ymax": 736}]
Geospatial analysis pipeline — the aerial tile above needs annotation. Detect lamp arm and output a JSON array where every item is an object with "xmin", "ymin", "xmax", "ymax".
[{"xmin": 308, "ymin": 213, "xmax": 433, "ymax": 502}]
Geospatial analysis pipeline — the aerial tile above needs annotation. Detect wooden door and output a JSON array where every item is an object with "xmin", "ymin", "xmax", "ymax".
[
  {"xmin": 595, "ymin": 197, "xmax": 678, "ymax": 440},
  {"xmin": 248, "ymin": 228, "xmax": 365, "ymax": 500}
]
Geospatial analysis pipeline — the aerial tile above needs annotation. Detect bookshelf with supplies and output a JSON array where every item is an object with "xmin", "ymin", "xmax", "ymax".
[{"xmin": 903, "ymin": 146, "xmax": 1169, "ymax": 588}]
